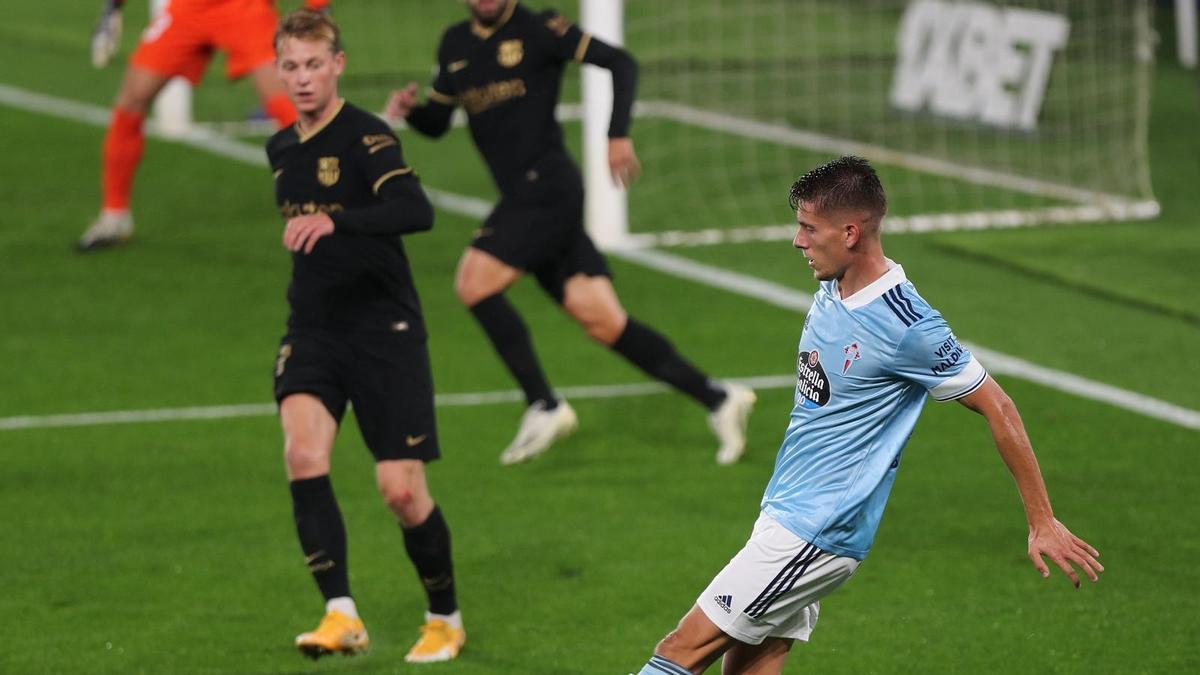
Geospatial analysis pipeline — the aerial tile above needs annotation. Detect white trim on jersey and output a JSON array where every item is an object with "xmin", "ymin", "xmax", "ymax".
[
  {"xmin": 834, "ymin": 259, "xmax": 907, "ymax": 309},
  {"xmin": 930, "ymin": 358, "xmax": 988, "ymax": 401}
]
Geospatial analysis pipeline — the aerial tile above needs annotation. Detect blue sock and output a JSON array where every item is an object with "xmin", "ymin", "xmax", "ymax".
[{"xmin": 637, "ymin": 654, "xmax": 692, "ymax": 675}]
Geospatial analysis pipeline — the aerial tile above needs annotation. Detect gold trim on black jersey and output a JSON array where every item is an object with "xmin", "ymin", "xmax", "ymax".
[
  {"xmin": 372, "ymin": 167, "xmax": 413, "ymax": 195},
  {"xmin": 470, "ymin": 0, "xmax": 518, "ymax": 39},
  {"xmin": 574, "ymin": 33, "xmax": 592, "ymax": 63},
  {"xmin": 429, "ymin": 89, "xmax": 458, "ymax": 105},
  {"xmin": 296, "ymin": 98, "xmax": 346, "ymax": 144}
]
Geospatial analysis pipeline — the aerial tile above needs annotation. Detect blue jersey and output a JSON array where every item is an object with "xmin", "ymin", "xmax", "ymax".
[{"xmin": 761, "ymin": 262, "xmax": 987, "ymax": 560}]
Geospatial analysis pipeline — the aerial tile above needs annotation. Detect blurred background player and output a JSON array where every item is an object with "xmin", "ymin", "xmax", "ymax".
[
  {"xmin": 386, "ymin": 0, "xmax": 756, "ymax": 466},
  {"xmin": 268, "ymin": 10, "xmax": 465, "ymax": 663},
  {"xmin": 79, "ymin": 0, "xmax": 331, "ymax": 251},
  {"xmin": 632, "ymin": 157, "xmax": 1103, "ymax": 675}
]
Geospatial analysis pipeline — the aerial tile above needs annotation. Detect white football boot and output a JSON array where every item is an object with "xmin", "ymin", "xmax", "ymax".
[
  {"xmin": 709, "ymin": 382, "xmax": 757, "ymax": 465},
  {"xmin": 78, "ymin": 211, "xmax": 133, "ymax": 251},
  {"xmin": 499, "ymin": 399, "xmax": 578, "ymax": 465}
]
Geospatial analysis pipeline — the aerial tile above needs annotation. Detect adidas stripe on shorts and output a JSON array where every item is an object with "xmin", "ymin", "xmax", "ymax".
[{"xmin": 696, "ymin": 512, "xmax": 860, "ymax": 645}]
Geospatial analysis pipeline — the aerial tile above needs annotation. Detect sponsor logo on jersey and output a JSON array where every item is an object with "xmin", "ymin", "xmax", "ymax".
[
  {"xmin": 796, "ymin": 350, "xmax": 831, "ymax": 409},
  {"xmin": 714, "ymin": 594, "xmax": 733, "ymax": 614},
  {"xmin": 279, "ymin": 200, "xmax": 344, "ymax": 218},
  {"xmin": 842, "ymin": 342, "xmax": 862, "ymax": 375},
  {"xmin": 931, "ymin": 335, "xmax": 966, "ymax": 375},
  {"xmin": 317, "ymin": 156, "xmax": 340, "ymax": 186},
  {"xmin": 498, "ymin": 39, "xmax": 524, "ymax": 67},
  {"xmin": 461, "ymin": 78, "xmax": 527, "ymax": 114}
]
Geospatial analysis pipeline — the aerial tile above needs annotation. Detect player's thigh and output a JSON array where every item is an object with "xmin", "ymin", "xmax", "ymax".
[
  {"xmin": 129, "ymin": 6, "xmax": 212, "ymax": 86},
  {"xmin": 455, "ymin": 246, "xmax": 522, "ymax": 305},
  {"xmin": 211, "ymin": 0, "xmax": 278, "ymax": 81},
  {"xmin": 345, "ymin": 333, "xmax": 441, "ymax": 464},
  {"xmin": 560, "ymin": 274, "xmax": 627, "ymax": 344},
  {"xmin": 696, "ymin": 513, "xmax": 859, "ymax": 646},
  {"xmin": 113, "ymin": 66, "xmax": 174, "ymax": 113},
  {"xmin": 721, "ymin": 638, "xmax": 793, "ymax": 675},
  {"xmin": 274, "ymin": 333, "xmax": 349, "ymax": 477},
  {"xmin": 279, "ymin": 394, "xmax": 338, "ymax": 479},
  {"xmin": 531, "ymin": 228, "xmax": 612, "ymax": 305}
]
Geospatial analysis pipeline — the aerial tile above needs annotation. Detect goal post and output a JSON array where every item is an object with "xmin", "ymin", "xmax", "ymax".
[{"xmin": 580, "ymin": 0, "xmax": 630, "ymax": 249}]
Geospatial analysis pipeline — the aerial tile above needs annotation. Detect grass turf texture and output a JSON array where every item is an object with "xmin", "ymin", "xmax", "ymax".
[{"xmin": 1, "ymin": 3, "xmax": 1198, "ymax": 674}]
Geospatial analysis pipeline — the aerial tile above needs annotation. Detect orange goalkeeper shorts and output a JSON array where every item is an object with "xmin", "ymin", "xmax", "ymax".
[{"xmin": 131, "ymin": 0, "xmax": 280, "ymax": 84}]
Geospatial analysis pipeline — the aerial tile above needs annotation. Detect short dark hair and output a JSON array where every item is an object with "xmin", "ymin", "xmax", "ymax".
[
  {"xmin": 275, "ymin": 9, "xmax": 342, "ymax": 54},
  {"xmin": 788, "ymin": 155, "xmax": 887, "ymax": 220}
]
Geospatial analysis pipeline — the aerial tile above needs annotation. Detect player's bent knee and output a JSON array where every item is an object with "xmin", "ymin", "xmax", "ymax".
[{"xmin": 283, "ymin": 439, "xmax": 330, "ymax": 476}]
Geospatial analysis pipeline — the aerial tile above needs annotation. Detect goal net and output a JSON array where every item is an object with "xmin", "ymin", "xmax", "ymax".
[{"xmin": 162, "ymin": 0, "xmax": 1159, "ymax": 243}]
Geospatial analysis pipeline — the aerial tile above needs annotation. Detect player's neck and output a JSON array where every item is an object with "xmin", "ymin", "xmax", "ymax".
[
  {"xmin": 836, "ymin": 254, "xmax": 890, "ymax": 300},
  {"xmin": 297, "ymin": 97, "xmax": 344, "ymax": 137}
]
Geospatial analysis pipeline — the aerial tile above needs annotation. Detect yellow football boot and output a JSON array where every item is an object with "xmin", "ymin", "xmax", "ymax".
[
  {"xmin": 295, "ymin": 610, "xmax": 369, "ymax": 659},
  {"xmin": 404, "ymin": 617, "xmax": 466, "ymax": 663}
]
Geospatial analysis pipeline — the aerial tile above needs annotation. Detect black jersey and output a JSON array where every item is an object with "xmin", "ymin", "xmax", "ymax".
[
  {"xmin": 407, "ymin": 2, "xmax": 636, "ymax": 195},
  {"xmin": 266, "ymin": 100, "xmax": 434, "ymax": 336}
]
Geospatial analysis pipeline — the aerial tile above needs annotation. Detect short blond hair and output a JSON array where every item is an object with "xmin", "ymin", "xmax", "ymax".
[{"xmin": 275, "ymin": 9, "xmax": 342, "ymax": 54}]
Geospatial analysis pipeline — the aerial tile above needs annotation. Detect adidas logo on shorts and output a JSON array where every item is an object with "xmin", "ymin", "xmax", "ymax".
[{"xmin": 714, "ymin": 594, "xmax": 733, "ymax": 614}]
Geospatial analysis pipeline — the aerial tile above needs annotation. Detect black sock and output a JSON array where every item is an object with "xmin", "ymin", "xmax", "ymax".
[
  {"xmin": 469, "ymin": 293, "xmax": 556, "ymax": 408},
  {"xmin": 289, "ymin": 475, "xmax": 351, "ymax": 601},
  {"xmin": 612, "ymin": 317, "xmax": 726, "ymax": 410},
  {"xmin": 402, "ymin": 505, "xmax": 458, "ymax": 616}
]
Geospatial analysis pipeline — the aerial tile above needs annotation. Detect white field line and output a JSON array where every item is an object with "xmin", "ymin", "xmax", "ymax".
[
  {"xmin": 610, "ymin": 248, "xmax": 1200, "ymax": 431},
  {"xmin": 0, "ymin": 375, "xmax": 797, "ymax": 431},
  {"xmin": 3, "ymin": 83, "xmax": 1196, "ymax": 432}
]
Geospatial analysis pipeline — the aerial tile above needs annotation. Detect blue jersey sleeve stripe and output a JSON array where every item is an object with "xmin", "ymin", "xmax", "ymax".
[
  {"xmin": 881, "ymin": 289, "xmax": 914, "ymax": 326},
  {"xmin": 892, "ymin": 287, "xmax": 924, "ymax": 321}
]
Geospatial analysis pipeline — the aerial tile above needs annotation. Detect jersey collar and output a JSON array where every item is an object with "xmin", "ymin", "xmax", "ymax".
[
  {"xmin": 471, "ymin": 1, "xmax": 518, "ymax": 40},
  {"xmin": 834, "ymin": 259, "xmax": 907, "ymax": 310},
  {"xmin": 296, "ymin": 98, "xmax": 345, "ymax": 144}
]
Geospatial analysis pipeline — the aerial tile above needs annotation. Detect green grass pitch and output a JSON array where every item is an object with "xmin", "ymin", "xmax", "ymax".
[{"xmin": 0, "ymin": 3, "xmax": 1198, "ymax": 674}]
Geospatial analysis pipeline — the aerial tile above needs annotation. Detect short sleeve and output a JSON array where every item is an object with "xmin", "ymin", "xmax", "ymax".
[
  {"xmin": 355, "ymin": 125, "xmax": 415, "ymax": 196},
  {"xmin": 890, "ymin": 315, "xmax": 987, "ymax": 401},
  {"xmin": 535, "ymin": 10, "xmax": 591, "ymax": 63}
]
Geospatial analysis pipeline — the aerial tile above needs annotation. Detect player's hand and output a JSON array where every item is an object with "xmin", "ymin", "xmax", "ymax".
[
  {"xmin": 1027, "ymin": 518, "xmax": 1103, "ymax": 588},
  {"xmin": 608, "ymin": 137, "xmax": 641, "ymax": 188},
  {"xmin": 385, "ymin": 82, "xmax": 420, "ymax": 121},
  {"xmin": 90, "ymin": 1, "xmax": 123, "ymax": 69},
  {"xmin": 283, "ymin": 213, "xmax": 335, "ymax": 254}
]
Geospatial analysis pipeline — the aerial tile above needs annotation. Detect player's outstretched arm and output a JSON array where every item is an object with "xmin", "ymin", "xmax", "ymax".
[
  {"xmin": 957, "ymin": 377, "xmax": 1104, "ymax": 588},
  {"xmin": 90, "ymin": 0, "xmax": 124, "ymax": 69},
  {"xmin": 386, "ymin": 82, "xmax": 454, "ymax": 139}
]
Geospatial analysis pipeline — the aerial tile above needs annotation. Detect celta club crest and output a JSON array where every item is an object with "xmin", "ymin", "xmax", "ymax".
[
  {"xmin": 842, "ymin": 342, "xmax": 861, "ymax": 374},
  {"xmin": 317, "ymin": 157, "xmax": 340, "ymax": 186},
  {"xmin": 498, "ymin": 39, "xmax": 524, "ymax": 67}
]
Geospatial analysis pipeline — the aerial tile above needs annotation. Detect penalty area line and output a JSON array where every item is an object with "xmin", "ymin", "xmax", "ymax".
[{"xmin": 0, "ymin": 375, "xmax": 797, "ymax": 432}]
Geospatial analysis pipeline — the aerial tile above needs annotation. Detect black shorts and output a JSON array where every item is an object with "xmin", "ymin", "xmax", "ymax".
[
  {"xmin": 273, "ymin": 330, "xmax": 440, "ymax": 462},
  {"xmin": 470, "ymin": 154, "xmax": 611, "ymax": 303}
]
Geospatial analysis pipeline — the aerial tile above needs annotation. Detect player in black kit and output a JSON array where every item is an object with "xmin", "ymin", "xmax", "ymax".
[
  {"xmin": 386, "ymin": 0, "xmax": 756, "ymax": 466},
  {"xmin": 267, "ymin": 10, "xmax": 464, "ymax": 663}
]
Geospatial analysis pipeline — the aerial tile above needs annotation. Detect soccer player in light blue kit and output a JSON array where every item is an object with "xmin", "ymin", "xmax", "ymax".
[{"xmin": 633, "ymin": 156, "xmax": 1103, "ymax": 675}]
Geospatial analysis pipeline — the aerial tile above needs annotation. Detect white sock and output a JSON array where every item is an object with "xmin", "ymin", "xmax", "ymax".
[
  {"xmin": 426, "ymin": 610, "xmax": 462, "ymax": 630},
  {"xmin": 326, "ymin": 596, "xmax": 359, "ymax": 620},
  {"xmin": 101, "ymin": 207, "xmax": 130, "ymax": 220}
]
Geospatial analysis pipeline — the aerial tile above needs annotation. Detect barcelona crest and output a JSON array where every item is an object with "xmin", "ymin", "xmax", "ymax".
[
  {"xmin": 317, "ymin": 157, "xmax": 340, "ymax": 186},
  {"xmin": 498, "ymin": 39, "xmax": 524, "ymax": 68}
]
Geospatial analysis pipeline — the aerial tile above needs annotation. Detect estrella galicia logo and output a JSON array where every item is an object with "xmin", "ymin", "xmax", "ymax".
[{"xmin": 796, "ymin": 350, "xmax": 831, "ymax": 409}]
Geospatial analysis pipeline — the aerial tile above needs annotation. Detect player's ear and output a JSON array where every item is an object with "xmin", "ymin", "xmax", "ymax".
[
  {"xmin": 843, "ymin": 220, "xmax": 861, "ymax": 248},
  {"xmin": 333, "ymin": 50, "xmax": 346, "ymax": 75}
]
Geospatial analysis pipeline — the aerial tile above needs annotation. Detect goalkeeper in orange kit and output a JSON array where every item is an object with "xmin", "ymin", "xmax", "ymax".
[{"xmin": 80, "ymin": 0, "xmax": 331, "ymax": 251}]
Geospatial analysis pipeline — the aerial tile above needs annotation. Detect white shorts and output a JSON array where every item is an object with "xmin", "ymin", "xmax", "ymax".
[{"xmin": 696, "ymin": 512, "xmax": 860, "ymax": 645}]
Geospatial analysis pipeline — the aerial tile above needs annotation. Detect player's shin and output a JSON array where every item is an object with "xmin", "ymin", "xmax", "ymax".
[
  {"xmin": 401, "ymin": 505, "xmax": 457, "ymax": 616},
  {"xmin": 612, "ymin": 318, "xmax": 725, "ymax": 410},
  {"xmin": 289, "ymin": 475, "xmax": 351, "ymax": 601}
]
